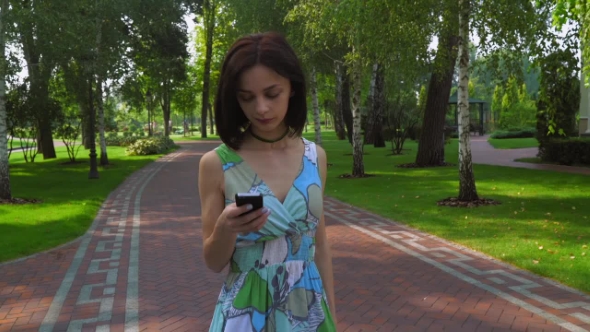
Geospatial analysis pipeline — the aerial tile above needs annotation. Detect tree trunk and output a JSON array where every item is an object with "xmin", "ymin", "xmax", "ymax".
[
  {"xmin": 0, "ymin": 0, "xmax": 11, "ymax": 200},
  {"xmin": 162, "ymin": 82, "xmax": 172, "ymax": 137},
  {"xmin": 334, "ymin": 62, "xmax": 346, "ymax": 140},
  {"xmin": 20, "ymin": 18, "xmax": 56, "ymax": 159},
  {"xmin": 208, "ymin": 102, "xmax": 214, "ymax": 135},
  {"xmin": 415, "ymin": 26, "xmax": 459, "ymax": 167},
  {"xmin": 201, "ymin": 0, "xmax": 215, "ymax": 139},
  {"xmin": 96, "ymin": 77, "xmax": 108, "ymax": 165},
  {"xmin": 458, "ymin": 0, "xmax": 478, "ymax": 201},
  {"xmin": 38, "ymin": 114, "xmax": 56, "ymax": 159},
  {"xmin": 365, "ymin": 63, "xmax": 386, "ymax": 148},
  {"xmin": 373, "ymin": 64, "xmax": 386, "ymax": 148},
  {"xmin": 351, "ymin": 51, "xmax": 364, "ymax": 177},
  {"xmin": 311, "ymin": 67, "xmax": 322, "ymax": 145},
  {"xmin": 95, "ymin": 13, "xmax": 108, "ymax": 165},
  {"xmin": 341, "ymin": 64, "xmax": 353, "ymax": 144},
  {"xmin": 364, "ymin": 63, "xmax": 377, "ymax": 144}
]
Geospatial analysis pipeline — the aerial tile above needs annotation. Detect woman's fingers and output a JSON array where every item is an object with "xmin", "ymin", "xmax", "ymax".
[
  {"xmin": 233, "ymin": 208, "xmax": 271, "ymax": 233},
  {"xmin": 236, "ymin": 207, "xmax": 271, "ymax": 225},
  {"xmin": 226, "ymin": 202, "xmax": 255, "ymax": 218}
]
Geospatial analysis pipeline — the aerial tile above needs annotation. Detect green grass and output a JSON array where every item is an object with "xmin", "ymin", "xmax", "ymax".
[
  {"xmin": 0, "ymin": 145, "xmax": 172, "ymax": 263},
  {"xmin": 170, "ymin": 125, "xmax": 332, "ymax": 142},
  {"xmin": 9, "ymin": 141, "xmax": 22, "ymax": 149},
  {"xmin": 171, "ymin": 133, "xmax": 221, "ymax": 141},
  {"xmin": 488, "ymin": 137, "xmax": 539, "ymax": 149},
  {"xmin": 316, "ymin": 131, "xmax": 590, "ymax": 294}
]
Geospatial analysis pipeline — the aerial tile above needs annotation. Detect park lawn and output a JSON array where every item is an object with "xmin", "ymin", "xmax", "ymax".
[
  {"xmin": 171, "ymin": 133, "xmax": 221, "ymax": 141},
  {"xmin": 171, "ymin": 125, "xmax": 331, "ymax": 142},
  {"xmin": 0, "ymin": 145, "xmax": 172, "ymax": 263},
  {"xmin": 7, "ymin": 140, "xmax": 23, "ymax": 150},
  {"xmin": 313, "ymin": 131, "xmax": 590, "ymax": 294},
  {"xmin": 488, "ymin": 137, "xmax": 539, "ymax": 149}
]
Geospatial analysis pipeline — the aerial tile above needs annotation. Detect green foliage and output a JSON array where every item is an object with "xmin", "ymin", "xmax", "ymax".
[
  {"xmin": 55, "ymin": 116, "xmax": 83, "ymax": 163},
  {"xmin": 491, "ymin": 84, "xmax": 503, "ymax": 122},
  {"xmin": 501, "ymin": 76, "xmax": 520, "ymax": 113},
  {"xmin": 490, "ymin": 127, "xmax": 537, "ymax": 139},
  {"xmin": 551, "ymin": 0, "xmax": 590, "ymax": 81},
  {"xmin": 125, "ymin": 136, "xmax": 178, "ymax": 156},
  {"xmin": 497, "ymin": 77, "xmax": 537, "ymax": 129},
  {"xmin": 500, "ymin": 100, "xmax": 538, "ymax": 129},
  {"xmin": 487, "ymin": 137, "xmax": 539, "ymax": 149},
  {"xmin": 417, "ymin": 85, "xmax": 427, "ymax": 114},
  {"xmin": 539, "ymin": 138, "xmax": 590, "ymax": 166},
  {"xmin": 106, "ymin": 136, "xmax": 138, "ymax": 147},
  {"xmin": 383, "ymin": 90, "xmax": 421, "ymax": 154},
  {"xmin": 536, "ymin": 48, "xmax": 580, "ymax": 143}
]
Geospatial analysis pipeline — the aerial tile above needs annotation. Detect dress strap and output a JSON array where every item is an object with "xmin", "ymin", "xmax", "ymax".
[
  {"xmin": 303, "ymin": 138, "xmax": 319, "ymax": 170},
  {"xmin": 214, "ymin": 144, "xmax": 243, "ymax": 169}
]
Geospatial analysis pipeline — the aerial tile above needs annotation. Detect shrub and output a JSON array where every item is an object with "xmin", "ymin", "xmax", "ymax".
[
  {"xmin": 119, "ymin": 137, "xmax": 139, "ymax": 147},
  {"xmin": 490, "ymin": 127, "xmax": 536, "ymax": 139},
  {"xmin": 126, "ymin": 136, "xmax": 178, "ymax": 156},
  {"xmin": 105, "ymin": 136, "xmax": 138, "ymax": 147},
  {"xmin": 55, "ymin": 119, "xmax": 82, "ymax": 162},
  {"xmin": 105, "ymin": 137, "xmax": 120, "ymax": 146},
  {"xmin": 538, "ymin": 138, "xmax": 590, "ymax": 166}
]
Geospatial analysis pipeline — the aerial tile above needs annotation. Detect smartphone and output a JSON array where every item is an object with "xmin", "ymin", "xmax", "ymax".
[{"xmin": 235, "ymin": 192, "xmax": 263, "ymax": 212}]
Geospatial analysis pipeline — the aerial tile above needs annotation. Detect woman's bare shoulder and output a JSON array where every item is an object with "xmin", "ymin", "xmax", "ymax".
[{"xmin": 198, "ymin": 150, "xmax": 224, "ymax": 187}]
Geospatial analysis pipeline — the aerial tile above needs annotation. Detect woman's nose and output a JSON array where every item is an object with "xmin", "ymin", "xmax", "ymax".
[{"xmin": 255, "ymin": 97, "xmax": 269, "ymax": 114}]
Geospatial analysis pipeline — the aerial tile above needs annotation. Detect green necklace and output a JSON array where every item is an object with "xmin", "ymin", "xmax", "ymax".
[{"xmin": 249, "ymin": 127, "xmax": 290, "ymax": 143}]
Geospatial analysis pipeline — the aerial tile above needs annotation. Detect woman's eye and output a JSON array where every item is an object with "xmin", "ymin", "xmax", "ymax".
[
  {"xmin": 239, "ymin": 95, "xmax": 253, "ymax": 102},
  {"xmin": 266, "ymin": 93, "xmax": 279, "ymax": 99}
]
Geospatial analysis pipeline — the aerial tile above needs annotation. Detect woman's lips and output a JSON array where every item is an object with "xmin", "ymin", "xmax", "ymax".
[{"xmin": 256, "ymin": 118, "xmax": 273, "ymax": 124}]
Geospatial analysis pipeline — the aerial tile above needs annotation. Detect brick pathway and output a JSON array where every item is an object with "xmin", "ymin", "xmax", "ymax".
[{"xmin": 1, "ymin": 140, "xmax": 590, "ymax": 332}]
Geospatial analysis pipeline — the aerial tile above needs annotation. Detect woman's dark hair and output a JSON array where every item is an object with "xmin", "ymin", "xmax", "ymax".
[{"xmin": 214, "ymin": 32, "xmax": 307, "ymax": 150}]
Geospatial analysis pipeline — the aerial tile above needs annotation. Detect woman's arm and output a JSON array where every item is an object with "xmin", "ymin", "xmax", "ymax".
[
  {"xmin": 198, "ymin": 151, "xmax": 237, "ymax": 273},
  {"xmin": 315, "ymin": 145, "xmax": 337, "ymax": 324}
]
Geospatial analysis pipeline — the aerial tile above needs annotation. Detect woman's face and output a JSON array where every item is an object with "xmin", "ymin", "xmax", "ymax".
[{"xmin": 237, "ymin": 64, "xmax": 292, "ymax": 134}]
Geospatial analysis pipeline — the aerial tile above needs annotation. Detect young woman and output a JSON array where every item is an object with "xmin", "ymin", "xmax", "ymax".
[{"xmin": 198, "ymin": 32, "xmax": 337, "ymax": 331}]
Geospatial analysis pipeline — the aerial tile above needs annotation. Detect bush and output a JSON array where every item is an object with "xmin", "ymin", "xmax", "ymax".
[
  {"xmin": 126, "ymin": 136, "xmax": 178, "ymax": 156},
  {"xmin": 105, "ymin": 136, "xmax": 138, "ymax": 147},
  {"xmin": 490, "ymin": 127, "xmax": 536, "ymax": 139},
  {"xmin": 498, "ymin": 101, "xmax": 537, "ymax": 130},
  {"xmin": 538, "ymin": 138, "xmax": 590, "ymax": 166}
]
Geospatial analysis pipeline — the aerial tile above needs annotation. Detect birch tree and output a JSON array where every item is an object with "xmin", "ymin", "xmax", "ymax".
[
  {"xmin": 310, "ymin": 67, "xmax": 322, "ymax": 145},
  {"xmin": 457, "ymin": 0, "xmax": 478, "ymax": 201},
  {"xmin": 0, "ymin": 0, "xmax": 10, "ymax": 199}
]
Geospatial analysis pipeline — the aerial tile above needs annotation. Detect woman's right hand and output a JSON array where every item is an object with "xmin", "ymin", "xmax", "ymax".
[{"xmin": 217, "ymin": 203, "xmax": 271, "ymax": 235}]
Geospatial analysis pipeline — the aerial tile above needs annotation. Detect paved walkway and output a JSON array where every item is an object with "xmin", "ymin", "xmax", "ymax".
[
  {"xmin": 471, "ymin": 135, "xmax": 590, "ymax": 175},
  {"xmin": 1, "ymin": 141, "xmax": 590, "ymax": 332}
]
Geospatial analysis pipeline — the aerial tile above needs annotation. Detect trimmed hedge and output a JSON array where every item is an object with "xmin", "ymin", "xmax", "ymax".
[
  {"xmin": 126, "ymin": 136, "xmax": 178, "ymax": 156},
  {"xmin": 490, "ymin": 127, "xmax": 536, "ymax": 139},
  {"xmin": 538, "ymin": 138, "xmax": 590, "ymax": 166}
]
